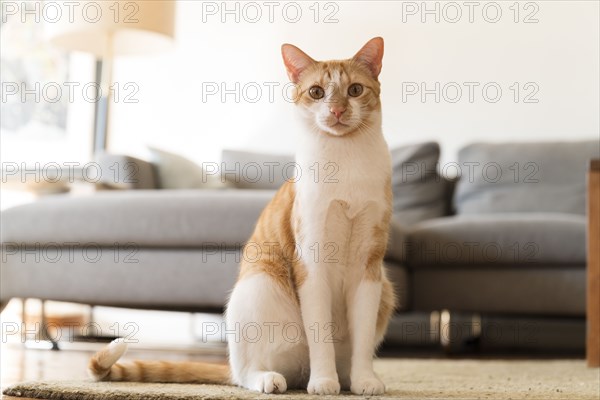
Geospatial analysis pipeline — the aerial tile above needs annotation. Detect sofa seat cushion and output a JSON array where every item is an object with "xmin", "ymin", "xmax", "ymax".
[
  {"xmin": 406, "ymin": 213, "xmax": 585, "ymax": 267},
  {"xmin": 1, "ymin": 189, "xmax": 275, "ymax": 247},
  {"xmin": 3, "ymin": 189, "xmax": 413, "ymax": 264}
]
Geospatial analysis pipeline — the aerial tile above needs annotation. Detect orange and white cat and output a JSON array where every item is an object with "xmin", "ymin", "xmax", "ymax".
[{"xmin": 88, "ymin": 37, "xmax": 396, "ymax": 396}]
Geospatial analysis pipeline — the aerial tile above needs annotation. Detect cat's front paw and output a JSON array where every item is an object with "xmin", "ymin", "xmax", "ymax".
[
  {"xmin": 307, "ymin": 377, "xmax": 341, "ymax": 395},
  {"xmin": 351, "ymin": 376, "xmax": 385, "ymax": 395},
  {"xmin": 252, "ymin": 372, "xmax": 287, "ymax": 394}
]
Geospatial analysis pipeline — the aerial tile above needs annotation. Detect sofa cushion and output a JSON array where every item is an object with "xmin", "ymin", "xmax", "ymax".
[
  {"xmin": 1, "ymin": 190, "xmax": 275, "ymax": 247},
  {"xmin": 406, "ymin": 213, "xmax": 586, "ymax": 267},
  {"xmin": 454, "ymin": 141, "xmax": 600, "ymax": 215},
  {"xmin": 2, "ymin": 189, "xmax": 410, "ymax": 265},
  {"xmin": 391, "ymin": 142, "xmax": 451, "ymax": 225},
  {"xmin": 221, "ymin": 150, "xmax": 295, "ymax": 190}
]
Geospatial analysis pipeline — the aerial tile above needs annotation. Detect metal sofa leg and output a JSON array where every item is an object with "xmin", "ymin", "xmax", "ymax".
[
  {"xmin": 440, "ymin": 310, "xmax": 483, "ymax": 354},
  {"xmin": 21, "ymin": 299, "xmax": 60, "ymax": 350},
  {"xmin": 38, "ymin": 300, "xmax": 59, "ymax": 350}
]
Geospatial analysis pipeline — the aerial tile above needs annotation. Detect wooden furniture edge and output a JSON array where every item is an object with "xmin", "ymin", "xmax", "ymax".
[{"xmin": 587, "ymin": 159, "xmax": 600, "ymax": 367}]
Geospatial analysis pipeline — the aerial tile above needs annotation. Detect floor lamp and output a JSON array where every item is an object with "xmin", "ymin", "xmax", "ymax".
[{"xmin": 45, "ymin": 0, "xmax": 175, "ymax": 154}]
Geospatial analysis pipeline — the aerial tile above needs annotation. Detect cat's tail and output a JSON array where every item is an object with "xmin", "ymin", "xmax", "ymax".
[{"xmin": 88, "ymin": 339, "xmax": 231, "ymax": 385}]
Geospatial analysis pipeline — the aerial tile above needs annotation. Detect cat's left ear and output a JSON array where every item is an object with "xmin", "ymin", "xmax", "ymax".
[
  {"xmin": 352, "ymin": 37, "xmax": 384, "ymax": 79},
  {"xmin": 282, "ymin": 44, "xmax": 316, "ymax": 83}
]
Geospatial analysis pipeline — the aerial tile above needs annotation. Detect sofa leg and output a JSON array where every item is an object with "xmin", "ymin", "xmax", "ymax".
[
  {"xmin": 21, "ymin": 299, "xmax": 60, "ymax": 350},
  {"xmin": 440, "ymin": 309, "xmax": 450, "ymax": 352},
  {"xmin": 39, "ymin": 300, "xmax": 59, "ymax": 350},
  {"xmin": 440, "ymin": 310, "xmax": 483, "ymax": 354}
]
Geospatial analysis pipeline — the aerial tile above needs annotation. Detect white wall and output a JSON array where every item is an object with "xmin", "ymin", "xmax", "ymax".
[{"xmin": 109, "ymin": 1, "xmax": 599, "ymax": 165}]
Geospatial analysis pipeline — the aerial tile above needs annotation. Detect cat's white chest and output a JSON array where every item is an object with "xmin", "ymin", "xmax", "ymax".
[
  {"xmin": 296, "ymin": 130, "xmax": 390, "ymax": 216},
  {"xmin": 294, "ymin": 130, "xmax": 391, "ymax": 266}
]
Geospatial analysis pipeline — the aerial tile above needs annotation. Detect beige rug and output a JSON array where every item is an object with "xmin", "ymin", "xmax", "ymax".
[{"xmin": 3, "ymin": 359, "xmax": 599, "ymax": 400}]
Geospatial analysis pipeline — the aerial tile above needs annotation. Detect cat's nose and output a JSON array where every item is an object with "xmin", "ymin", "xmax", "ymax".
[{"xmin": 330, "ymin": 107, "xmax": 346, "ymax": 119}]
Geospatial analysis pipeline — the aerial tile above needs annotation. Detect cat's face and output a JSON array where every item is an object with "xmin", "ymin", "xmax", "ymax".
[{"xmin": 282, "ymin": 38, "xmax": 384, "ymax": 137}]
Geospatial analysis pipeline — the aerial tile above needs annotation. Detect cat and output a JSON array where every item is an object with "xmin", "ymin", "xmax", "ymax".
[{"xmin": 88, "ymin": 37, "xmax": 396, "ymax": 396}]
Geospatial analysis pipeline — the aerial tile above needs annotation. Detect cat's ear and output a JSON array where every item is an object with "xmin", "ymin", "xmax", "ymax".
[
  {"xmin": 352, "ymin": 37, "xmax": 384, "ymax": 79},
  {"xmin": 282, "ymin": 44, "xmax": 316, "ymax": 83}
]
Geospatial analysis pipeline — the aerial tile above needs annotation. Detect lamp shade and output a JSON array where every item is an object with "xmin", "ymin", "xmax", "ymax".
[{"xmin": 45, "ymin": 0, "xmax": 175, "ymax": 57}]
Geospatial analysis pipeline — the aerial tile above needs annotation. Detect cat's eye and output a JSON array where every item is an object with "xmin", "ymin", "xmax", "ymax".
[
  {"xmin": 308, "ymin": 86, "xmax": 325, "ymax": 100},
  {"xmin": 348, "ymin": 83, "xmax": 363, "ymax": 97}
]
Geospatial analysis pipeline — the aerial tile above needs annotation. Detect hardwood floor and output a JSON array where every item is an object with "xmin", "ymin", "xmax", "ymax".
[
  {"xmin": 1, "ymin": 300, "xmax": 227, "ymax": 392},
  {"xmin": 1, "ymin": 342, "xmax": 227, "ymax": 389},
  {"xmin": 1, "ymin": 342, "xmax": 226, "ymax": 400}
]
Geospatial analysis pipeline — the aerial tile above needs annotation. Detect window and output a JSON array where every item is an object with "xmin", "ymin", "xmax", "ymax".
[{"xmin": 1, "ymin": 0, "xmax": 96, "ymax": 166}]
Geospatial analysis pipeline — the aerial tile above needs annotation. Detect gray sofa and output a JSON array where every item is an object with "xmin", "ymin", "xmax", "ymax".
[{"xmin": 2, "ymin": 140, "xmax": 597, "ymax": 351}]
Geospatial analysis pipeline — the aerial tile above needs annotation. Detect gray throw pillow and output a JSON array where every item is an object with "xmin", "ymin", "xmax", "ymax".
[
  {"xmin": 95, "ymin": 153, "xmax": 158, "ymax": 189},
  {"xmin": 148, "ymin": 147, "xmax": 227, "ymax": 189}
]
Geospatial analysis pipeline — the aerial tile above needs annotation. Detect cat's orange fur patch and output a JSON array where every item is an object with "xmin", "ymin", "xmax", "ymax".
[{"xmin": 239, "ymin": 181, "xmax": 307, "ymax": 303}]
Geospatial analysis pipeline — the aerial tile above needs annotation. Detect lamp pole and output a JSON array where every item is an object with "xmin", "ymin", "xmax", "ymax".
[{"xmin": 93, "ymin": 32, "xmax": 114, "ymax": 154}]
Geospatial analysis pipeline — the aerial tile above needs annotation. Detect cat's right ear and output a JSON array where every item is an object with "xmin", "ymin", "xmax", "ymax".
[
  {"xmin": 282, "ymin": 44, "xmax": 315, "ymax": 83},
  {"xmin": 353, "ymin": 37, "xmax": 384, "ymax": 79}
]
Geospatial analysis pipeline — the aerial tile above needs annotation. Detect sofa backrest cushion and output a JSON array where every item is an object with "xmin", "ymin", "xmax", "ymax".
[
  {"xmin": 391, "ymin": 141, "xmax": 452, "ymax": 225},
  {"xmin": 454, "ymin": 141, "xmax": 600, "ymax": 215},
  {"xmin": 221, "ymin": 149, "xmax": 295, "ymax": 190}
]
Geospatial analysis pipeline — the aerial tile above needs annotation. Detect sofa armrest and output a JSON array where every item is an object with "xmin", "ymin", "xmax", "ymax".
[{"xmin": 95, "ymin": 154, "xmax": 158, "ymax": 189}]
